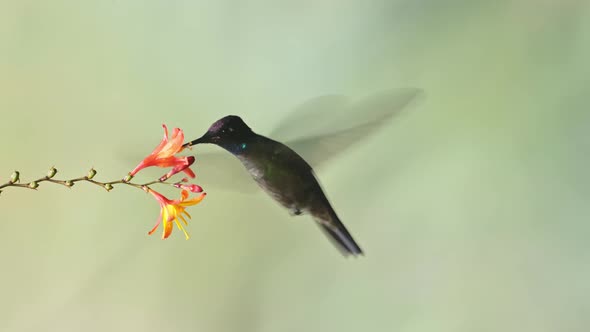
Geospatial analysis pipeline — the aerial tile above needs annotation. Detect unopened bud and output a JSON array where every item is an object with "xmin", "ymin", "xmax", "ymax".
[
  {"xmin": 28, "ymin": 181, "xmax": 39, "ymax": 189},
  {"xmin": 64, "ymin": 180, "xmax": 74, "ymax": 187},
  {"xmin": 10, "ymin": 171, "xmax": 20, "ymax": 184},
  {"xmin": 173, "ymin": 183, "xmax": 203, "ymax": 193},
  {"xmin": 47, "ymin": 167, "xmax": 57, "ymax": 179},
  {"xmin": 104, "ymin": 183, "xmax": 114, "ymax": 191},
  {"xmin": 87, "ymin": 168, "xmax": 97, "ymax": 179}
]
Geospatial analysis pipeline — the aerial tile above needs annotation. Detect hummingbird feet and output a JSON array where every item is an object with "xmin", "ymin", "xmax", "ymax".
[{"xmin": 289, "ymin": 207, "xmax": 303, "ymax": 216}]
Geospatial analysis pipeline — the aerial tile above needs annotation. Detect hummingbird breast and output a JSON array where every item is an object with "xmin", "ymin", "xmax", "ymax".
[{"xmin": 236, "ymin": 136, "xmax": 320, "ymax": 214}]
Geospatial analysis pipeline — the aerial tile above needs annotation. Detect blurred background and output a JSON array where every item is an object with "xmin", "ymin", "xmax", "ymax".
[{"xmin": 1, "ymin": 1, "xmax": 589, "ymax": 331}]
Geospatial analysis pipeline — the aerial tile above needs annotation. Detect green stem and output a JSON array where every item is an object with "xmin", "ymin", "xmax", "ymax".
[{"xmin": 0, "ymin": 174, "xmax": 173, "ymax": 195}]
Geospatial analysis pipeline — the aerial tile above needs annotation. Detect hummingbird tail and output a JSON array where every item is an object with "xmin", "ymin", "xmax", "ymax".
[{"xmin": 315, "ymin": 210, "xmax": 363, "ymax": 257}]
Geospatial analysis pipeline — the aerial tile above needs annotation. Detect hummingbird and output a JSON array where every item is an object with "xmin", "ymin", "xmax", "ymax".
[
  {"xmin": 183, "ymin": 115, "xmax": 364, "ymax": 256},
  {"xmin": 121, "ymin": 88, "xmax": 422, "ymax": 255}
]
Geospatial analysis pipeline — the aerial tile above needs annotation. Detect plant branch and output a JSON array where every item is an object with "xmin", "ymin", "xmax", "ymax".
[{"xmin": 0, "ymin": 168, "xmax": 176, "ymax": 196}]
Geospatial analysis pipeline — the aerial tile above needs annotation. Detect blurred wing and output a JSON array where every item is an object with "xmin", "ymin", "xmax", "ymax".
[
  {"xmin": 189, "ymin": 150, "xmax": 258, "ymax": 193},
  {"xmin": 285, "ymin": 121, "xmax": 388, "ymax": 169},
  {"xmin": 269, "ymin": 95, "xmax": 350, "ymax": 140},
  {"xmin": 280, "ymin": 88, "xmax": 424, "ymax": 168}
]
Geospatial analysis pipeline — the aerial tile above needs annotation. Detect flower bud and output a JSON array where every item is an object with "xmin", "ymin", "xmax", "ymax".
[
  {"xmin": 173, "ymin": 183, "xmax": 203, "ymax": 193},
  {"xmin": 87, "ymin": 168, "xmax": 97, "ymax": 179},
  {"xmin": 104, "ymin": 183, "xmax": 114, "ymax": 191},
  {"xmin": 47, "ymin": 167, "xmax": 57, "ymax": 179},
  {"xmin": 65, "ymin": 180, "xmax": 74, "ymax": 187},
  {"xmin": 10, "ymin": 171, "xmax": 20, "ymax": 184},
  {"xmin": 28, "ymin": 181, "xmax": 39, "ymax": 189}
]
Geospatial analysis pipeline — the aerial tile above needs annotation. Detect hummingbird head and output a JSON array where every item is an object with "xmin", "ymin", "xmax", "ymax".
[{"xmin": 183, "ymin": 115, "xmax": 254, "ymax": 153}]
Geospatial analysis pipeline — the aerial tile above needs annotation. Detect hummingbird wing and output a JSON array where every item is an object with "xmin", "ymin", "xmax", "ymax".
[
  {"xmin": 277, "ymin": 88, "xmax": 423, "ymax": 168},
  {"xmin": 268, "ymin": 94, "xmax": 350, "ymax": 142},
  {"xmin": 187, "ymin": 148, "xmax": 258, "ymax": 193}
]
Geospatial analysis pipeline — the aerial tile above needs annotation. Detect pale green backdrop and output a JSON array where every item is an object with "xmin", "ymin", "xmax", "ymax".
[{"xmin": 1, "ymin": 1, "xmax": 589, "ymax": 331}]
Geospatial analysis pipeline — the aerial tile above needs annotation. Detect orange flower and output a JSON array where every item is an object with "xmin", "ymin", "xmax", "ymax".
[
  {"xmin": 129, "ymin": 124, "xmax": 196, "ymax": 180},
  {"xmin": 148, "ymin": 189, "xmax": 206, "ymax": 240}
]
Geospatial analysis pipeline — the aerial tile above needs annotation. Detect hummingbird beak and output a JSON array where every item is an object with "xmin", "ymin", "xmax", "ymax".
[
  {"xmin": 183, "ymin": 134, "xmax": 207, "ymax": 148},
  {"xmin": 183, "ymin": 133, "xmax": 218, "ymax": 148}
]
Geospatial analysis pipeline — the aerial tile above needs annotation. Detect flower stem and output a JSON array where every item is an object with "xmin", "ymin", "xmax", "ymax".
[{"xmin": 0, "ymin": 172, "xmax": 174, "ymax": 196}]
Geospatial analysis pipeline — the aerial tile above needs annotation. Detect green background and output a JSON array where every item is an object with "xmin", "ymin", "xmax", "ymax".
[{"xmin": 1, "ymin": 1, "xmax": 589, "ymax": 331}]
